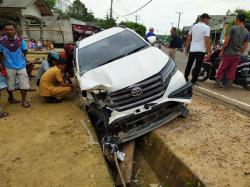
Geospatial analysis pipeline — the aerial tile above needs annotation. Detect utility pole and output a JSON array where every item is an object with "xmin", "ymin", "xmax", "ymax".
[
  {"xmin": 110, "ymin": 0, "xmax": 113, "ymax": 19},
  {"xmin": 176, "ymin": 11, "xmax": 183, "ymax": 30},
  {"xmin": 135, "ymin": 14, "xmax": 140, "ymax": 23}
]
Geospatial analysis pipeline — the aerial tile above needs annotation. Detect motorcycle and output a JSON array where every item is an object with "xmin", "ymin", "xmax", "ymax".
[{"xmin": 198, "ymin": 48, "xmax": 250, "ymax": 90}]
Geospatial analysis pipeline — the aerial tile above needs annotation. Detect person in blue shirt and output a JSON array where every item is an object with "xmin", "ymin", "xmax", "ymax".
[
  {"xmin": 0, "ymin": 71, "xmax": 9, "ymax": 118},
  {"xmin": 146, "ymin": 27, "xmax": 155, "ymax": 38},
  {"xmin": 0, "ymin": 22, "xmax": 30, "ymax": 108}
]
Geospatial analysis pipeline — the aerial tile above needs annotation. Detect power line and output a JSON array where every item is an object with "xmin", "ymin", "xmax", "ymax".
[
  {"xmin": 113, "ymin": 0, "xmax": 128, "ymax": 17},
  {"xmin": 119, "ymin": 0, "xmax": 153, "ymax": 17},
  {"xmin": 119, "ymin": 0, "xmax": 131, "ymax": 13}
]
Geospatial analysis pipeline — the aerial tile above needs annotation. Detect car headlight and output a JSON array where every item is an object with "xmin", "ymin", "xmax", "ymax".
[{"xmin": 160, "ymin": 57, "xmax": 177, "ymax": 84}]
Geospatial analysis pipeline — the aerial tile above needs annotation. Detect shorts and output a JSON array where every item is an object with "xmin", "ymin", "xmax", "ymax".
[{"xmin": 6, "ymin": 68, "xmax": 30, "ymax": 91}]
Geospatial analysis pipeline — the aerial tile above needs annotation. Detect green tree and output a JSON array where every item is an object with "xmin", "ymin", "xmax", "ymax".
[
  {"xmin": 95, "ymin": 16, "xmax": 116, "ymax": 29},
  {"xmin": 226, "ymin": 9, "xmax": 250, "ymax": 22},
  {"xmin": 44, "ymin": 0, "xmax": 57, "ymax": 10},
  {"xmin": 54, "ymin": 8, "xmax": 69, "ymax": 19},
  {"xmin": 66, "ymin": 0, "xmax": 95, "ymax": 22},
  {"xmin": 119, "ymin": 21, "xmax": 146, "ymax": 37}
]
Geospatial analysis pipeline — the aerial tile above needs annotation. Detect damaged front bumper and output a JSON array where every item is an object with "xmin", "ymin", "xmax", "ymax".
[
  {"xmin": 109, "ymin": 101, "xmax": 188, "ymax": 143},
  {"xmin": 107, "ymin": 81, "xmax": 192, "ymax": 143},
  {"xmin": 87, "ymin": 81, "xmax": 192, "ymax": 144}
]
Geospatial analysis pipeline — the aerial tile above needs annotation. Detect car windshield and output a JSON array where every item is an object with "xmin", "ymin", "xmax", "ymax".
[{"xmin": 77, "ymin": 30, "xmax": 148, "ymax": 75}]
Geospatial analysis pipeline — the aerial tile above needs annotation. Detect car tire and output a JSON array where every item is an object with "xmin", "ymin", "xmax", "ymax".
[{"xmin": 73, "ymin": 79, "xmax": 85, "ymax": 110}]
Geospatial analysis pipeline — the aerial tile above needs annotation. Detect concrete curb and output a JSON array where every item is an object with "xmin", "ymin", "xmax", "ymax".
[
  {"xmin": 193, "ymin": 86, "xmax": 250, "ymax": 114},
  {"xmin": 139, "ymin": 134, "xmax": 205, "ymax": 187},
  {"xmin": 138, "ymin": 86, "xmax": 250, "ymax": 187}
]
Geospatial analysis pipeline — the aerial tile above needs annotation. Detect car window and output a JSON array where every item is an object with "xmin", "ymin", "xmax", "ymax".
[{"xmin": 77, "ymin": 30, "xmax": 148, "ymax": 75}]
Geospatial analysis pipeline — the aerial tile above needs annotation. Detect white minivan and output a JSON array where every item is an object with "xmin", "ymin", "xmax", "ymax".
[{"xmin": 75, "ymin": 26, "xmax": 192, "ymax": 144}]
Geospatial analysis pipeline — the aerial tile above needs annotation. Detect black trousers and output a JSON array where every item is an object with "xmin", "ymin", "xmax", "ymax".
[{"xmin": 184, "ymin": 52, "xmax": 205, "ymax": 83}]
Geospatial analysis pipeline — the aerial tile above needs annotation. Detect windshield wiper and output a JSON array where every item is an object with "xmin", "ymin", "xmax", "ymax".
[{"xmin": 125, "ymin": 45, "xmax": 148, "ymax": 56}]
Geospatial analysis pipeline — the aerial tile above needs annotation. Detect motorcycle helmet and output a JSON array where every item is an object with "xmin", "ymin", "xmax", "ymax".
[
  {"xmin": 47, "ymin": 51, "xmax": 61, "ymax": 66},
  {"xmin": 147, "ymin": 35, "xmax": 157, "ymax": 45}
]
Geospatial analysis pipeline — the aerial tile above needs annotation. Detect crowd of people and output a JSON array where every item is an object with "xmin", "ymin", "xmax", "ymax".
[
  {"xmin": 0, "ymin": 22, "xmax": 74, "ymax": 118},
  {"xmin": 28, "ymin": 38, "xmax": 54, "ymax": 50},
  {"xmin": 148, "ymin": 13, "xmax": 249, "ymax": 87},
  {"xmin": 184, "ymin": 13, "xmax": 249, "ymax": 87}
]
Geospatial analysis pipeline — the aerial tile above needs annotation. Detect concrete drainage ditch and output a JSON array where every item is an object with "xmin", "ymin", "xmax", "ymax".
[
  {"xmin": 80, "ymin": 94, "xmax": 250, "ymax": 187},
  {"xmin": 103, "ymin": 136, "xmax": 205, "ymax": 187}
]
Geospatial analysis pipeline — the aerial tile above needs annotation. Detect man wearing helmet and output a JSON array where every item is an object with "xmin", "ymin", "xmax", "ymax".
[
  {"xmin": 39, "ymin": 60, "xmax": 72, "ymax": 103},
  {"xmin": 35, "ymin": 51, "xmax": 60, "ymax": 86}
]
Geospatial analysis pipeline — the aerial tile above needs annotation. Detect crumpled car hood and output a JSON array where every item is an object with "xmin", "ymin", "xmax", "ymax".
[{"xmin": 79, "ymin": 47, "xmax": 169, "ymax": 92}]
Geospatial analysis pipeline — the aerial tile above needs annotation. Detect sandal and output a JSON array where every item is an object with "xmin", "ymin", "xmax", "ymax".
[
  {"xmin": 8, "ymin": 98, "xmax": 21, "ymax": 104},
  {"xmin": 22, "ymin": 100, "xmax": 31, "ymax": 108},
  {"xmin": 0, "ymin": 112, "xmax": 9, "ymax": 118}
]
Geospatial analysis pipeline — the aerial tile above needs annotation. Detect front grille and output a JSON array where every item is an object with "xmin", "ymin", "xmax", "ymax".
[{"xmin": 108, "ymin": 73, "xmax": 165, "ymax": 111}]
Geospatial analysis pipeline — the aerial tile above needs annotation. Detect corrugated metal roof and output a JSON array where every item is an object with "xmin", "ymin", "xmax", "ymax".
[
  {"xmin": 0, "ymin": 0, "xmax": 34, "ymax": 8},
  {"xmin": 0, "ymin": 0, "xmax": 52, "ymax": 16},
  {"xmin": 35, "ymin": 0, "xmax": 52, "ymax": 16}
]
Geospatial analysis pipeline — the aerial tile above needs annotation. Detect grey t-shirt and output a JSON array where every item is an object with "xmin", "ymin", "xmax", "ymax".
[{"xmin": 224, "ymin": 25, "xmax": 249, "ymax": 56}]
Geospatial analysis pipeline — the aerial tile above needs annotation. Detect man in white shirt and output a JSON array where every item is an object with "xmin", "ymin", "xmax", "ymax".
[{"xmin": 184, "ymin": 13, "xmax": 212, "ymax": 84}]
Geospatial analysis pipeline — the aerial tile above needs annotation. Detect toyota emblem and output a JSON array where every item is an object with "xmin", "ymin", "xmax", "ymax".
[{"xmin": 131, "ymin": 87, "xmax": 143, "ymax": 97}]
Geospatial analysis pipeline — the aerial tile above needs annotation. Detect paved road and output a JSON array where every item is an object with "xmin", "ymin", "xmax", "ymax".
[{"xmin": 161, "ymin": 46, "xmax": 250, "ymax": 107}]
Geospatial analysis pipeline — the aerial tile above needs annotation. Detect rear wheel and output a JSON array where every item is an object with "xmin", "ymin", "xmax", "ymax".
[{"xmin": 198, "ymin": 66, "xmax": 209, "ymax": 82}]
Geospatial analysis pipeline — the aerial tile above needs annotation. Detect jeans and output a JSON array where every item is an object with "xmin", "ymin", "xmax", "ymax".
[{"xmin": 184, "ymin": 52, "xmax": 205, "ymax": 83}]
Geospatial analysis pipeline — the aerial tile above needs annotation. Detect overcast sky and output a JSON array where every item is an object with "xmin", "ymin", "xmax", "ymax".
[{"xmin": 77, "ymin": 0, "xmax": 250, "ymax": 34}]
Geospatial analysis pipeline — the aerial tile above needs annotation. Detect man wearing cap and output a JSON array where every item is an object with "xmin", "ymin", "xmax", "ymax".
[
  {"xmin": 215, "ymin": 14, "xmax": 248, "ymax": 88},
  {"xmin": 184, "ymin": 13, "xmax": 212, "ymax": 85}
]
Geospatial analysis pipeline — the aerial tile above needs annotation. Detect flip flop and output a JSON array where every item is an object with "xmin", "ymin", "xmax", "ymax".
[
  {"xmin": 0, "ymin": 112, "xmax": 9, "ymax": 118},
  {"xmin": 22, "ymin": 100, "xmax": 31, "ymax": 108}
]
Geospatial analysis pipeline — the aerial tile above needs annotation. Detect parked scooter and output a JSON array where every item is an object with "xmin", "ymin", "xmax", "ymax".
[{"xmin": 198, "ymin": 48, "xmax": 250, "ymax": 90}]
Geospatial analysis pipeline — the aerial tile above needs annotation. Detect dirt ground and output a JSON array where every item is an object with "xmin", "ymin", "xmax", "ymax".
[
  {"xmin": 155, "ymin": 94, "xmax": 250, "ymax": 187},
  {"xmin": 0, "ymin": 86, "xmax": 113, "ymax": 186}
]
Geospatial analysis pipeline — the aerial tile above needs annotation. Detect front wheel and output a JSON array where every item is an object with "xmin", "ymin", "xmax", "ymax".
[
  {"xmin": 198, "ymin": 66, "xmax": 210, "ymax": 82},
  {"xmin": 73, "ymin": 78, "xmax": 86, "ymax": 110}
]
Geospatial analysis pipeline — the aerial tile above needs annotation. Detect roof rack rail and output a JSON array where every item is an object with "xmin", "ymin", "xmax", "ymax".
[{"xmin": 116, "ymin": 25, "xmax": 126, "ymax": 29}]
